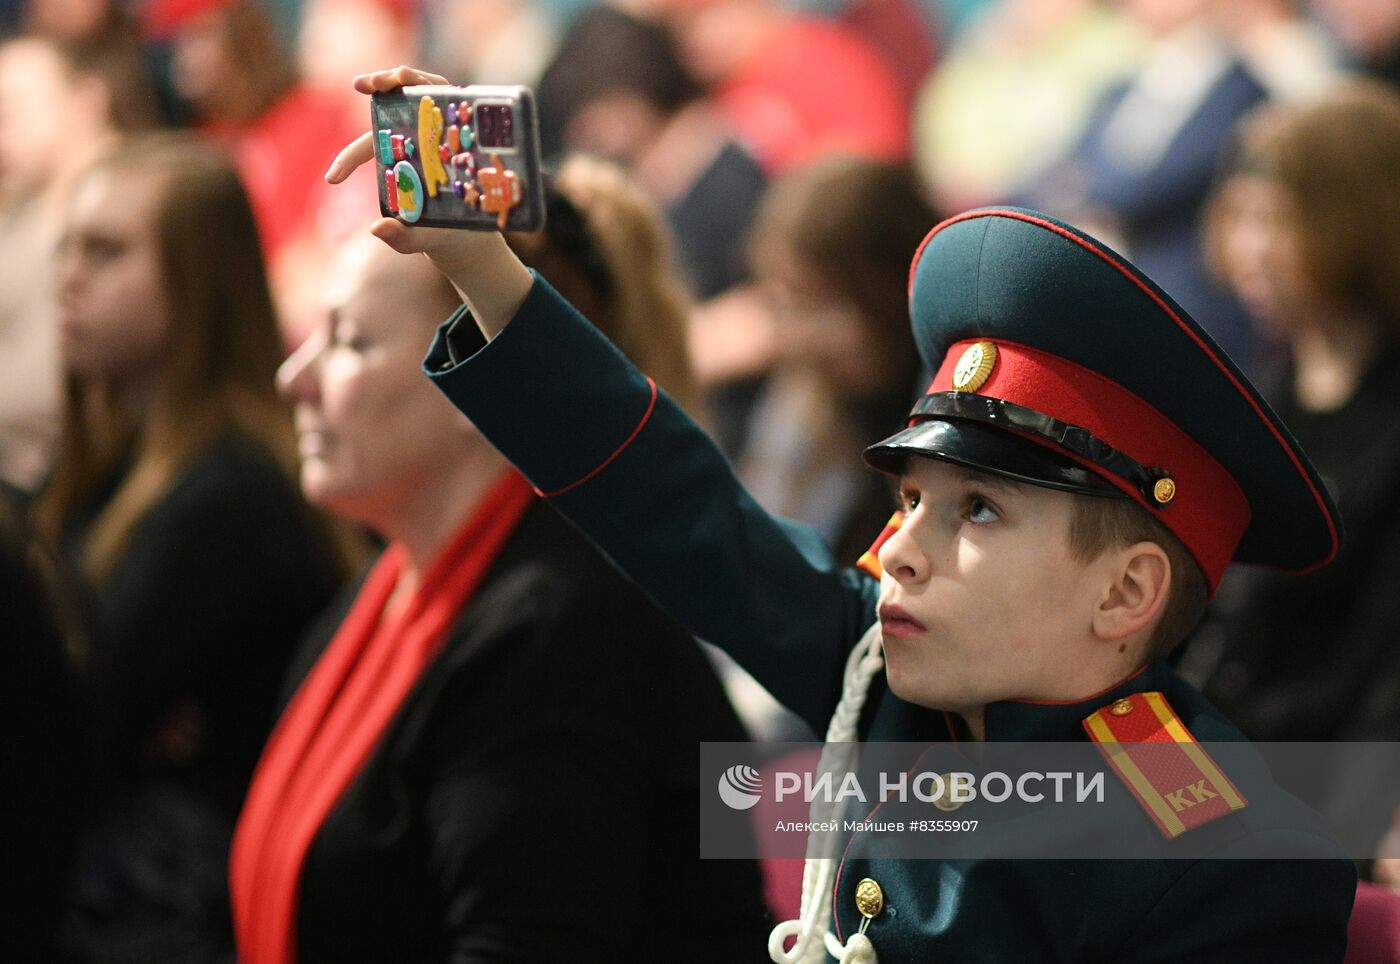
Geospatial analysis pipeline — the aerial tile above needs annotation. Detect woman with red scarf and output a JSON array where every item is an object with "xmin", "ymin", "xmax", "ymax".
[{"xmin": 229, "ymin": 191, "xmax": 768, "ymax": 960}]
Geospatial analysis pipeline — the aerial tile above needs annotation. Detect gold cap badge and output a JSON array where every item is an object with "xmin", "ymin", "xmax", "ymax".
[
  {"xmin": 952, "ymin": 341, "xmax": 998, "ymax": 393},
  {"xmin": 1153, "ymin": 477, "xmax": 1177, "ymax": 505}
]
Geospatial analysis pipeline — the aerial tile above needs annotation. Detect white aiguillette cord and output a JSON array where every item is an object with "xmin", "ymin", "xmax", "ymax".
[{"xmin": 767, "ymin": 622, "xmax": 885, "ymax": 964}]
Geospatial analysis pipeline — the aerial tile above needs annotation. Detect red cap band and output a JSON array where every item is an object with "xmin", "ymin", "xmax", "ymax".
[{"xmin": 926, "ymin": 338, "xmax": 1251, "ymax": 591}]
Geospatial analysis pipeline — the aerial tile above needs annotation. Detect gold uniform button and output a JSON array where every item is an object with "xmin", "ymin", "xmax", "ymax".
[
  {"xmin": 855, "ymin": 877, "xmax": 884, "ymax": 919},
  {"xmin": 1110, "ymin": 698, "xmax": 1135, "ymax": 717},
  {"xmin": 933, "ymin": 772, "xmax": 964, "ymax": 812},
  {"xmin": 951, "ymin": 341, "xmax": 998, "ymax": 393},
  {"xmin": 1153, "ymin": 477, "xmax": 1177, "ymax": 505}
]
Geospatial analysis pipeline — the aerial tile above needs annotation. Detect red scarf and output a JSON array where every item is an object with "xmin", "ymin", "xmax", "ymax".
[{"xmin": 229, "ymin": 471, "xmax": 535, "ymax": 964}]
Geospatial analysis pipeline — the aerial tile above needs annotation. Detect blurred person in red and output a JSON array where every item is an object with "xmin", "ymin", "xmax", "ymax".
[
  {"xmin": 297, "ymin": 0, "xmax": 421, "ymax": 97},
  {"xmin": 637, "ymin": 0, "xmax": 910, "ymax": 175},
  {"xmin": 142, "ymin": 0, "xmax": 371, "ymax": 342},
  {"xmin": 0, "ymin": 34, "xmax": 158, "ymax": 495},
  {"xmin": 37, "ymin": 134, "xmax": 346, "ymax": 959},
  {"xmin": 1179, "ymin": 82, "xmax": 1400, "ymax": 747},
  {"xmin": 838, "ymin": 0, "xmax": 938, "ymax": 111}
]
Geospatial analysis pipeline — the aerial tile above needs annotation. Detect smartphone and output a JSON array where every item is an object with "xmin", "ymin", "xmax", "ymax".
[{"xmin": 369, "ymin": 84, "xmax": 544, "ymax": 232}]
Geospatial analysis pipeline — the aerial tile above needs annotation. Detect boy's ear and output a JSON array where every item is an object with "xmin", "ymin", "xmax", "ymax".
[{"xmin": 1091, "ymin": 541, "xmax": 1171, "ymax": 644}]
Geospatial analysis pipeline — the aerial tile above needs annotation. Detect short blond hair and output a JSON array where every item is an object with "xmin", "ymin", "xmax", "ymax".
[{"xmin": 1068, "ymin": 496, "xmax": 1208, "ymax": 661}]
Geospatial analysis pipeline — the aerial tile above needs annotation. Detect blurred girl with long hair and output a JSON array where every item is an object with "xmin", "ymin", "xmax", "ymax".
[
  {"xmin": 1186, "ymin": 82, "xmax": 1400, "ymax": 744},
  {"xmin": 37, "ymin": 133, "xmax": 345, "ymax": 956}
]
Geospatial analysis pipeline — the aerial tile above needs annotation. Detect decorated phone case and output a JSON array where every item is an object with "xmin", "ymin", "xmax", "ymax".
[{"xmin": 369, "ymin": 85, "xmax": 544, "ymax": 231}]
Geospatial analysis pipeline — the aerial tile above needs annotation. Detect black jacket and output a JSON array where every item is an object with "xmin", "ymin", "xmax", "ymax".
[
  {"xmin": 287, "ymin": 501, "xmax": 770, "ymax": 961},
  {"xmin": 1184, "ymin": 344, "xmax": 1400, "ymax": 742},
  {"xmin": 61, "ymin": 434, "xmax": 343, "ymax": 959}
]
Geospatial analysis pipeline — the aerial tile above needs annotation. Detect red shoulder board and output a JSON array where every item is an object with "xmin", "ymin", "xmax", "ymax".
[
  {"xmin": 856, "ymin": 512, "xmax": 903, "ymax": 579},
  {"xmin": 1083, "ymin": 691, "xmax": 1248, "ymax": 839}
]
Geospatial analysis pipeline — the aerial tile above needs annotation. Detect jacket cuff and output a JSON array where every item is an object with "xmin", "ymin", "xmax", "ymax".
[{"xmin": 423, "ymin": 272, "xmax": 658, "ymax": 495}]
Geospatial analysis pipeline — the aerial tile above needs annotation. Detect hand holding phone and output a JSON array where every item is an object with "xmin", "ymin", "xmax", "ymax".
[
  {"xmin": 326, "ymin": 67, "xmax": 537, "ymax": 339},
  {"xmin": 369, "ymin": 84, "xmax": 544, "ymax": 232}
]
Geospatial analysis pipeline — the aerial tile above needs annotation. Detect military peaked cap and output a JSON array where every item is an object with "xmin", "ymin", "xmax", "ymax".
[{"xmin": 865, "ymin": 208, "xmax": 1341, "ymax": 593}]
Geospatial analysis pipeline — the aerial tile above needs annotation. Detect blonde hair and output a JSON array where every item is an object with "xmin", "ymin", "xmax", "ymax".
[
  {"xmin": 509, "ymin": 155, "xmax": 700, "ymax": 414},
  {"xmin": 1068, "ymin": 496, "xmax": 1208, "ymax": 661},
  {"xmin": 36, "ymin": 134, "xmax": 297, "ymax": 579}
]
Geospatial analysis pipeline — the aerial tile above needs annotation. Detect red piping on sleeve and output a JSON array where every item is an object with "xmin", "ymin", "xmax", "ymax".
[{"xmin": 537, "ymin": 378, "xmax": 658, "ymax": 499}]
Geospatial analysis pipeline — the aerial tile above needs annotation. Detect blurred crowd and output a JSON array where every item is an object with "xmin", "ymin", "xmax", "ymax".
[{"xmin": 3, "ymin": 0, "xmax": 1400, "ymax": 958}]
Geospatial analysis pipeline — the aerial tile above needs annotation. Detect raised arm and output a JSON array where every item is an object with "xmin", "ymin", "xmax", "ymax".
[
  {"xmin": 427, "ymin": 277, "xmax": 878, "ymax": 730},
  {"xmin": 325, "ymin": 68, "xmax": 879, "ymax": 731}
]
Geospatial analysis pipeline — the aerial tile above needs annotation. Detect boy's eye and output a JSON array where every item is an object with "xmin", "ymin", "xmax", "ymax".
[
  {"xmin": 967, "ymin": 496, "xmax": 1000, "ymax": 524},
  {"xmin": 899, "ymin": 490, "xmax": 921, "ymax": 512}
]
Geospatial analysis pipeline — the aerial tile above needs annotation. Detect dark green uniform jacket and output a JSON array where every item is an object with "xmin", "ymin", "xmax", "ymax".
[{"xmin": 425, "ymin": 274, "xmax": 1356, "ymax": 962}]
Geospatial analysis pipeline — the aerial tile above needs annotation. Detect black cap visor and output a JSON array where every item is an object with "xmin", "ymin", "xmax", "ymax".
[{"xmin": 864, "ymin": 418, "xmax": 1126, "ymax": 497}]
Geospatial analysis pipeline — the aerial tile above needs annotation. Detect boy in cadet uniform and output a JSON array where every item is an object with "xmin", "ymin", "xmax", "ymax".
[{"xmin": 329, "ymin": 67, "xmax": 1357, "ymax": 962}]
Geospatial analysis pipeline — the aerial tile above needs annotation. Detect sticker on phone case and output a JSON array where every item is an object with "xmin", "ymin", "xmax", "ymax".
[
  {"xmin": 418, "ymin": 96, "xmax": 450, "ymax": 199},
  {"xmin": 477, "ymin": 153, "xmax": 521, "ymax": 229},
  {"xmin": 390, "ymin": 134, "xmax": 415, "ymax": 161},
  {"xmin": 384, "ymin": 168, "xmax": 399, "ymax": 213},
  {"xmin": 453, "ymin": 178, "xmax": 481, "ymax": 207},
  {"xmin": 392, "ymin": 160, "xmax": 424, "ymax": 222}
]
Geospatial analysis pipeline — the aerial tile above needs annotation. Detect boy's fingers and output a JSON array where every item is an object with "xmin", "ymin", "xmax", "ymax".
[
  {"xmin": 368, "ymin": 219, "xmax": 463, "ymax": 261},
  {"xmin": 368, "ymin": 218, "xmax": 421, "ymax": 253},
  {"xmin": 351, "ymin": 65, "xmax": 449, "ymax": 95},
  {"xmin": 325, "ymin": 131, "xmax": 375, "ymax": 183},
  {"xmin": 333, "ymin": 65, "xmax": 450, "ymax": 180}
]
